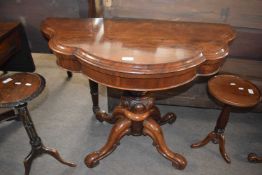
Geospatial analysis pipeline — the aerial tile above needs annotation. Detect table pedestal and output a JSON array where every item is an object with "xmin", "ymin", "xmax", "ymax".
[{"xmin": 85, "ymin": 91, "xmax": 187, "ymax": 170}]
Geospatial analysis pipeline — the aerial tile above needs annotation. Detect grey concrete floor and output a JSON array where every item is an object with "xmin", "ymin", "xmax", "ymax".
[{"xmin": 0, "ymin": 53, "xmax": 261, "ymax": 175}]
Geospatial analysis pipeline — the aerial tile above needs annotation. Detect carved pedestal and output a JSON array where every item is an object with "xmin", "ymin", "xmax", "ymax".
[
  {"xmin": 85, "ymin": 91, "xmax": 186, "ymax": 169},
  {"xmin": 17, "ymin": 103, "xmax": 76, "ymax": 175}
]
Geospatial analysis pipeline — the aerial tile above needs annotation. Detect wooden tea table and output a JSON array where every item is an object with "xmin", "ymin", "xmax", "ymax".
[{"xmin": 41, "ymin": 18, "xmax": 235, "ymax": 169}]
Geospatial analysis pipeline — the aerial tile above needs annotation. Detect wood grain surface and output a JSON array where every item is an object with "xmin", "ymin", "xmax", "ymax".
[
  {"xmin": 0, "ymin": 73, "xmax": 45, "ymax": 107},
  {"xmin": 208, "ymin": 75, "xmax": 261, "ymax": 107},
  {"xmin": 41, "ymin": 18, "xmax": 235, "ymax": 91}
]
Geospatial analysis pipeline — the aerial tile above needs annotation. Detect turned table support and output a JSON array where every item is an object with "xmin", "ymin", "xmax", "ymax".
[
  {"xmin": 85, "ymin": 91, "xmax": 186, "ymax": 169},
  {"xmin": 89, "ymin": 80, "xmax": 100, "ymax": 114},
  {"xmin": 17, "ymin": 103, "xmax": 76, "ymax": 175},
  {"xmin": 191, "ymin": 105, "xmax": 231, "ymax": 163}
]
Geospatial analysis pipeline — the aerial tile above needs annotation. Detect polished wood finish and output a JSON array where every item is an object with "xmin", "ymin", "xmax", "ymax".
[
  {"xmin": 208, "ymin": 75, "xmax": 261, "ymax": 107},
  {"xmin": 65, "ymin": 0, "xmax": 99, "ymax": 86},
  {"xmin": 41, "ymin": 18, "xmax": 235, "ymax": 91},
  {"xmin": 85, "ymin": 92, "xmax": 186, "ymax": 169},
  {"xmin": 191, "ymin": 105, "xmax": 231, "ymax": 163},
  {"xmin": 248, "ymin": 153, "xmax": 262, "ymax": 163},
  {"xmin": 0, "ymin": 73, "xmax": 44, "ymax": 108},
  {"xmin": 104, "ymin": 1, "xmax": 262, "ymax": 111},
  {"xmin": 41, "ymin": 18, "xmax": 235, "ymax": 169},
  {"xmin": 0, "ymin": 73, "xmax": 76, "ymax": 175},
  {"xmin": 108, "ymin": 57, "xmax": 262, "ymax": 113},
  {"xmin": 191, "ymin": 75, "xmax": 261, "ymax": 163}
]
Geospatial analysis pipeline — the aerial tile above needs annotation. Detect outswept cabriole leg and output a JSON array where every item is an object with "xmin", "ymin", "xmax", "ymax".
[
  {"xmin": 191, "ymin": 131, "xmax": 216, "ymax": 148},
  {"xmin": 191, "ymin": 131, "xmax": 231, "ymax": 163},
  {"xmin": 150, "ymin": 106, "xmax": 176, "ymax": 125},
  {"xmin": 84, "ymin": 117, "xmax": 132, "ymax": 168},
  {"xmin": 217, "ymin": 134, "xmax": 231, "ymax": 163},
  {"xmin": 17, "ymin": 104, "xmax": 76, "ymax": 175},
  {"xmin": 143, "ymin": 117, "xmax": 187, "ymax": 170},
  {"xmin": 248, "ymin": 153, "xmax": 262, "ymax": 163},
  {"xmin": 24, "ymin": 144, "xmax": 76, "ymax": 175},
  {"xmin": 95, "ymin": 111, "xmax": 118, "ymax": 124},
  {"xmin": 94, "ymin": 105, "xmax": 126, "ymax": 124},
  {"xmin": 24, "ymin": 150, "xmax": 36, "ymax": 175},
  {"xmin": 41, "ymin": 146, "xmax": 77, "ymax": 166}
]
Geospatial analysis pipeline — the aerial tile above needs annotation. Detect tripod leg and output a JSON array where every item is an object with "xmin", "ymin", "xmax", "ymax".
[
  {"xmin": 17, "ymin": 104, "xmax": 76, "ymax": 175},
  {"xmin": 191, "ymin": 132, "xmax": 216, "ymax": 148},
  {"xmin": 41, "ymin": 146, "xmax": 76, "ymax": 167},
  {"xmin": 24, "ymin": 150, "xmax": 36, "ymax": 175},
  {"xmin": 218, "ymin": 134, "xmax": 231, "ymax": 163}
]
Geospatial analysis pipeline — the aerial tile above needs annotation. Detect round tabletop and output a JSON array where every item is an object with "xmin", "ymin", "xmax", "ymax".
[
  {"xmin": 42, "ymin": 18, "xmax": 235, "ymax": 91},
  {"xmin": 208, "ymin": 75, "xmax": 261, "ymax": 107},
  {"xmin": 0, "ymin": 73, "xmax": 45, "ymax": 108}
]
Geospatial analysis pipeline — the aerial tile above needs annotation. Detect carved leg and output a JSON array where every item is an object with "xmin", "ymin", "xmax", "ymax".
[
  {"xmin": 85, "ymin": 117, "xmax": 132, "ymax": 168},
  {"xmin": 85, "ymin": 91, "xmax": 186, "ymax": 169},
  {"xmin": 24, "ymin": 150, "xmax": 36, "ymax": 175},
  {"xmin": 17, "ymin": 104, "xmax": 76, "ymax": 175},
  {"xmin": 94, "ymin": 104, "xmax": 126, "ymax": 124},
  {"xmin": 24, "ymin": 144, "xmax": 76, "ymax": 175},
  {"xmin": 88, "ymin": 80, "xmax": 117, "ymax": 123},
  {"xmin": 248, "ymin": 153, "xmax": 262, "ymax": 163},
  {"xmin": 143, "ymin": 117, "xmax": 187, "ymax": 170},
  {"xmin": 41, "ymin": 146, "xmax": 76, "ymax": 166},
  {"xmin": 191, "ymin": 105, "xmax": 231, "ymax": 163},
  {"xmin": 150, "ymin": 106, "xmax": 176, "ymax": 125},
  {"xmin": 217, "ymin": 134, "xmax": 230, "ymax": 163},
  {"xmin": 191, "ymin": 131, "xmax": 216, "ymax": 148},
  {"xmin": 67, "ymin": 71, "xmax": 73, "ymax": 79},
  {"xmin": 95, "ymin": 111, "xmax": 118, "ymax": 124},
  {"xmin": 89, "ymin": 80, "xmax": 100, "ymax": 114}
]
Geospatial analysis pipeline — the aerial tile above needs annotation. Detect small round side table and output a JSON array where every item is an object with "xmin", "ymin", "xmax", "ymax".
[
  {"xmin": 0, "ymin": 73, "xmax": 76, "ymax": 175},
  {"xmin": 191, "ymin": 74, "xmax": 261, "ymax": 163}
]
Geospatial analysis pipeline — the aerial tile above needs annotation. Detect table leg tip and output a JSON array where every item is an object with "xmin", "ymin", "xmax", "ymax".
[{"xmin": 84, "ymin": 152, "xmax": 100, "ymax": 168}]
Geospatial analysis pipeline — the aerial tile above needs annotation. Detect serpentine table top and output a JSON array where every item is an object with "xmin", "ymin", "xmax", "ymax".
[{"xmin": 41, "ymin": 18, "xmax": 235, "ymax": 91}]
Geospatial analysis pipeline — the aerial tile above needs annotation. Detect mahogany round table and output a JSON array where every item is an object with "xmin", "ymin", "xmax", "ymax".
[{"xmin": 41, "ymin": 18, "xmax": 235, "ymax": 170}]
